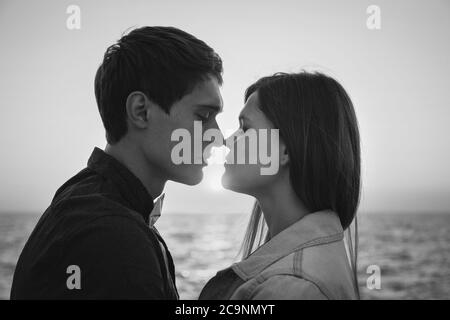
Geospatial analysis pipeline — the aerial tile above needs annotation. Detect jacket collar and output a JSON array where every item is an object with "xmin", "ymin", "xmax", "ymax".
[
  {"xmin": 232, "ymin": 210, "xmax": 344, "ymax": 281},
  {"xmin": 87, "ymin": 147, "xmax": 155, "ymax": 224}
]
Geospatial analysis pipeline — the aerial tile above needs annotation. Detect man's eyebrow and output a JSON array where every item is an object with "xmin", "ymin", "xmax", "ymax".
[{"xmin": 196, "ymin": 104, "xmax": 223, "ymax": 113}]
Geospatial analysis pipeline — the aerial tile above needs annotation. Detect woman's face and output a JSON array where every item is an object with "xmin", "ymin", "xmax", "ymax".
[{"xmin": 222, "ymin": 91, "xmax": 284, "ymax": 195}]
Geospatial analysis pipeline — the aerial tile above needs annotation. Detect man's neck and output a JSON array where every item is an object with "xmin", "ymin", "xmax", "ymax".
[{"xmin": 104, "ymin": 142, "xmax": 166, "ymax": 200}]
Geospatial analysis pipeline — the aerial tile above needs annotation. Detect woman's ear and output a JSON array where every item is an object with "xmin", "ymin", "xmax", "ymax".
[
  {"xmin": 280, "ymin": 142, "xmax": 289, "ymax": 167},
  {"xmin": 125, "ymin": 91, "xmax": 150, "ymax": 129}
]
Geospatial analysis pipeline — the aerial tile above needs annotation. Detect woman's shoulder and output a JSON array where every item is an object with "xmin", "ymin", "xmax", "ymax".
[
  {"xmin": 249, "ymin": 274, "xmax": 329, "ymax": 300},
  {"xmin": 231, "ymin": 240, "xmax": 357, "ymax": 300}
]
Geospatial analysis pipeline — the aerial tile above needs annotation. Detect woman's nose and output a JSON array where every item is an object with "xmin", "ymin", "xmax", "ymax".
[
  {"xmin": 224, "ymin": 135, "xmax": 232, "ymax": 146},
  {"xmin": 224, "ymin": 129, "xmax": 241, "ymax": 146}
]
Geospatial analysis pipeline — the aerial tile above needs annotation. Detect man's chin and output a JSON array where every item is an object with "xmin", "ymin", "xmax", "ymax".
[{"xmin": 173, "ymin": 166, "xmax": 204, "ymax": 186}]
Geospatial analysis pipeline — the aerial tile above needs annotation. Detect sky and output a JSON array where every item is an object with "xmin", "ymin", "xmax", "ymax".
[{"xmin": 0, "ymin": 0, "xmax": 449, "ymax": 215}]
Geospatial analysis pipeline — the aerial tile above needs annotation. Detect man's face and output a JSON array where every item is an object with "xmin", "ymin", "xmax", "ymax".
[{"xmin": 142, "ymin": 76, "xmax": 223, "ymax": 185}]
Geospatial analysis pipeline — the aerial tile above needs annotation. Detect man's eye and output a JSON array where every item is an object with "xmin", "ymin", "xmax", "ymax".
[{"xmin": 197, "ymin": 112, "xmax": 211, "ymax": 121}]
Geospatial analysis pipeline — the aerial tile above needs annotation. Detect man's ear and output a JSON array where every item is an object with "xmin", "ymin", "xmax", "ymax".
[
  {"xmin": 279, "ymin": 142, "xmax": 289, "ymax": 167},
  {"xmin": 125, "ymin": 91, "xmax": 151, "ymax": 129}
]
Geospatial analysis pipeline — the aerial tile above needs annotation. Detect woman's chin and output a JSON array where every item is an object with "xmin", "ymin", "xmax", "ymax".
[
  {"xmin": 220, "ymin": 173, "xmax": 232, "ymax": 190},
  {"xmin": 221, "ymin": 173, "xmax": 249, "ymax": 195},
  {"xmin": 221, "ymin": 172, "xmax": 239, "ymax": 192}
]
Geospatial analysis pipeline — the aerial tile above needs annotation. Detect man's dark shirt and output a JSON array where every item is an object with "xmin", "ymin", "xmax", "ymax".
[{"xmin": 10, "ymin": 147, "xmax": 178, "ymax": 299}]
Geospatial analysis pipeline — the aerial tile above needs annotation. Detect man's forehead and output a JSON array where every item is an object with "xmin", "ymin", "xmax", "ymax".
[{"xmin": 189, "ymin": 78, "xmax": 223, "ymax": 110}]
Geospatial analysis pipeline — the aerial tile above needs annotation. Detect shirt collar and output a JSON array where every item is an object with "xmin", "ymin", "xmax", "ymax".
[
  {"xmin": 232, "ymin": 210, "xmax": 344, "ymax": 281},
  {"xmin": 87, "ymin": 147, "xmax": 155, "ymax": 224},
  {"xmin": 149, "ymin": 193, "xmax": 165, "ymax": 227}
]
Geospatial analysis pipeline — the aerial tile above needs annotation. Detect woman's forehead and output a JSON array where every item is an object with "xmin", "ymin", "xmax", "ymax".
[
  {"xmin": 241, "ymin": 92, "xmax": 273, "ymax": 128},
  {"xmin": 241, "ymin": 92, "xmax": 260, "ymax": 117}
]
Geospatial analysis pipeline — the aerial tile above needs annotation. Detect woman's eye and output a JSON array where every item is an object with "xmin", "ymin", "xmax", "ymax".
[
  {"xmin": 238, "ymin": 125, "xmax": 248, "ymax": 133},
  {"xmin": 238, "ymin": 120, "xmax": 248, "ymax": 132},
  {"xmin": 235, "ymin": 127, "xmax": 247, "ymax": 138}
]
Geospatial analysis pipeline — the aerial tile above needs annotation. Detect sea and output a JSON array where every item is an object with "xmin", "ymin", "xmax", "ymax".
[{"xmin": 0, "ymin": 212, "xmax": 449, "ymax": 300}]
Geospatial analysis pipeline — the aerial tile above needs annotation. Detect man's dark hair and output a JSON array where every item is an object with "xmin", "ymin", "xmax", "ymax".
[{"xmin": 94, "ymin": 26, "xmax": 223, "ymax": 144}]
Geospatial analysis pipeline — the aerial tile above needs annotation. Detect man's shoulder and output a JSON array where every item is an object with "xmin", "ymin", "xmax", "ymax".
[
  {"xmin": 45, "ymin": 165, "xmax": 145, "ymax": 228},
  {"xmin": 29, "ymin": 173, "xmax": 153, "ymax": 260},
  {"xmin": 28, "ymin": 201, "xmax": 156, "ymax": 263},
  {"xmin": 55, "ymin": 196, "xmax": 147, "ymax": 233},
  {"xmin": 50, "ymin": 167, "xmax": 119, "ymax": 211},
  {"xmin": 60, "ymin": 213, "xmax": 159, "ymax": 259}
]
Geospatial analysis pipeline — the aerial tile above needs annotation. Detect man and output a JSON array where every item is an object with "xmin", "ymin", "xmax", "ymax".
[{"xmin": 11, "ymin": 26, "xmax": 224, "ymax": 299}]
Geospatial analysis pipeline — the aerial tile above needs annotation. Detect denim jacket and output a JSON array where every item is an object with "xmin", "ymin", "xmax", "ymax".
[{"xmin": 199, "ymin": 210, "xmax": 358, "ymax": 300}]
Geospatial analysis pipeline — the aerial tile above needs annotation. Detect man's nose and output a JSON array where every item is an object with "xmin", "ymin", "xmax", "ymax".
[{"xmin": 209, "ymin": 120, "xmax": 225, "ymax": 147}]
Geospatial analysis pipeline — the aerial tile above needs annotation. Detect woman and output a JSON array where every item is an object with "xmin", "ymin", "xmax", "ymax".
[{"xmin": 199, "ymin": 71, "xmax": 361, "ymax": 300}]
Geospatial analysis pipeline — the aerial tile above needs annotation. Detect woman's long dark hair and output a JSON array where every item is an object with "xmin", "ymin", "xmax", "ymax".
[{"xmin": 240, "ymin": 71, "xmax": 361, "ymax": 297}]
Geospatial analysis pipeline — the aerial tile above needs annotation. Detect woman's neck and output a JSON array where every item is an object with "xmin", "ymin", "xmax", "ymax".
[{"xmin": 256, "ymin": 179, "xmax": 310, "ymax": 239}]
